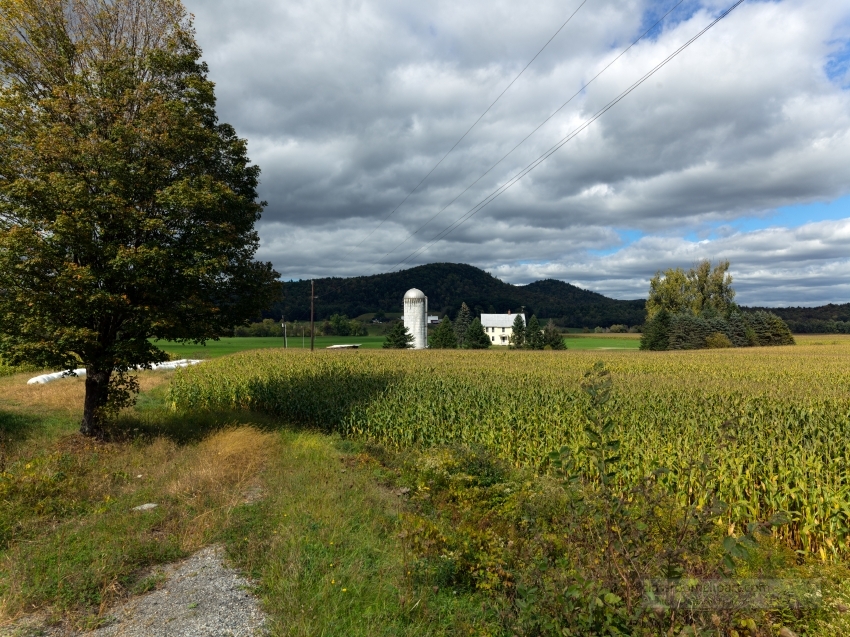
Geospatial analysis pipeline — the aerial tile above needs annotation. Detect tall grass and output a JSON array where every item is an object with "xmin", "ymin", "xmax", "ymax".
[{"xmin": 169, "ymin": 344, "xmax": 850, "ymax": 558}]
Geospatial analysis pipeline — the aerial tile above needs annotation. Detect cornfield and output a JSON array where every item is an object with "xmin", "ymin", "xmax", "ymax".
[{"xmin": 169, "ymin": 339, "xmax": 850, "ymax": 558}]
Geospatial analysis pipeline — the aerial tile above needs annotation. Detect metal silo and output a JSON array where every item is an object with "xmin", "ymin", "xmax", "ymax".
[{"xmin": 403, "ymin": 288, "xmax": 428, "ymax": 349}]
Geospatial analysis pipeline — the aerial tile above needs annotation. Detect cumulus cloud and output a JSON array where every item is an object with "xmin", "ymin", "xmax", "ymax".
[{"xmin": 184, "ymin": 0, "xmax": 850, "ymax": 304}]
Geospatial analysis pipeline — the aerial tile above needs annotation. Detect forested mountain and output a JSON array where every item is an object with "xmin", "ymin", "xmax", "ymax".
[
  {"xmin": 270, "ymin": 263, "xmax": 647, "ymax": 328},
  {"xmin": 743, "ymin": 303, "xmax": 850, "ymax": 333}
]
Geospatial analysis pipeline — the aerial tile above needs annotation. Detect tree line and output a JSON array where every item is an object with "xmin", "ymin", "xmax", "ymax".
[
  {"xmin": 640, "ymin": 261, "xmax": 794, "ymax": 350},
  {"xmin": 383, "ymin": 303, "xmax": 566, "ymax": 350}
]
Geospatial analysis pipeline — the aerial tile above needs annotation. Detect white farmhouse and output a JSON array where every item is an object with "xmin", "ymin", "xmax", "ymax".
[{"xmin": 481, "ymin": 312, "xmax": 525, "ymax": 346}]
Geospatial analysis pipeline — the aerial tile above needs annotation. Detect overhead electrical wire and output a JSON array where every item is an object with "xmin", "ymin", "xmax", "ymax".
[
  {"xmin": 334, "ymin": 0, "xmax": 590, "ymax": 264},
  {"xmin": 378, "ymin": 0, "xmax": 690, "ymax": 262},
  {"xmin": 389, "ymin": 0, "xmax": 747, "ymax": 272}
]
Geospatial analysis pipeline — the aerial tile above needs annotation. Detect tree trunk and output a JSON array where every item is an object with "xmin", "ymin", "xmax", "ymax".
[{"xmin": 80, "ymin": 368, "xmax": 111, "ymax": 438}]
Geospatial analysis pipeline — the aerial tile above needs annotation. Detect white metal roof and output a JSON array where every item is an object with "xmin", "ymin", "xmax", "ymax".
[{"xmin": 480, "ymin": 313, "xmax": 525, "ymax": 328}]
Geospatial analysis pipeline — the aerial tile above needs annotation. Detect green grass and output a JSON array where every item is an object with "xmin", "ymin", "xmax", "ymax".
[
  {"xmin": 228, "ymin": 434, "xmax": 493, "ymax": 636},
  {"xmin": 155, "ymin": 333, "xmax": 642, "ymax": 359},
  {"xmin": 9, "ymin": 339, "xmax": 850, "ymax": 636},
  {"xmin": 562, "ymin": 334, "xmax": 641, "ymax": 349},
  {"xmin": 154, "ymin": 336, "xmax": 387, "ymax": 358},
  {"xmin": 0, "ymin": 372, "xmax": 490, "ymax": 633}
]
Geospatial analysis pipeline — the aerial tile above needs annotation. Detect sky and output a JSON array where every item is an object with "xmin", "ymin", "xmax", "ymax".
[{"xmin": 183, "ymin": 0, "xmax": 850, "ymax": 306}]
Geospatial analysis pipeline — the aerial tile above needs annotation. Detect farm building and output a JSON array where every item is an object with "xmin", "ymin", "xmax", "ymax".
[{"xmin": 481, "ymin": 311, "xmax": 525, "ymax": 346}]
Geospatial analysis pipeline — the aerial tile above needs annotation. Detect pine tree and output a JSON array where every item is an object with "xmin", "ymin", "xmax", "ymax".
[
  {"xmin": 382, "ymin": 321, "xmax": 414, "ymax": 349},
  {"xmin": 510, "ymin": 314, "xmax": 526, "ymax": 349},
  {"xmin": 464, "ymin": 318, "xmax": 491, "ymax": 349},
  {"xmin": 726, "ymin": 312, "xmax": 754, "ymax": 347},
  {"xmin": 766, "ymin": 313, "xmax": 795, "ymax": 345},
  {"xmin": 454, "ymin": 302, "xmax": 472, "ymax": 348},
  {"xmin": 429, "ymin": 316, "xmax": 458, "ymax": 349},
  {"xmin": 525, "ymin": 315, "xmax": 544, "ymax": 350},
  {"xmin": 543, "ymin": 319, "xmax": 567, "ymax": 350},
  {"xmin": 640, "ymin": 308, "xmax": 671, "ymax": 350}
]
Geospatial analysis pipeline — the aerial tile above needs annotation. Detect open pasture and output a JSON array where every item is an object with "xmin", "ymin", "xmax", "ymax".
[
  {"xmin": 170, "ymin": 336, "xmax": 850, "ymax": 558},
  {"xmin": 154, "ymin": 332, "xmax": 639, "ymax": 359}
]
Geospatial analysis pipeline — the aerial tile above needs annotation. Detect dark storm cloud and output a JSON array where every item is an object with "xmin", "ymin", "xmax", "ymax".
[{"xmin": 184, "ymin": 0, "xmax": 850, "ymax": 304}]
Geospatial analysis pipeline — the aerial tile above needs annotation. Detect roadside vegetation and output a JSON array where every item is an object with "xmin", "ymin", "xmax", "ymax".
[
  {"xmin": 170, "ymin": 343, "xmax": 850, "ymax": 560},
  {"xmin": 4, "ymin": 340, "xmax": 850, "ymax": 634}
]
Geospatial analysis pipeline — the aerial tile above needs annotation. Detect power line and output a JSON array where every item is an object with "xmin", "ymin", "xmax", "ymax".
[
  {"xmin": 335, "ymin": 0, "xmax": 590, "ymax": 263},
  {"xmin": 378, "ymin": 0, "xmax": 690, "ymax": 263},
  {"xmin": 389, "ymin": 0, "xmax": 746, "ymax": 272}
]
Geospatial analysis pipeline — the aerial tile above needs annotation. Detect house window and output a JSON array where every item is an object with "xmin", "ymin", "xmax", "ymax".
[
  {"xmin": 491, "ymin": 336, "xmax": 495, "ymax": 342},
  {"xmin": 501, "ymin": 327, "xmax": 505, "ymax": 333}
]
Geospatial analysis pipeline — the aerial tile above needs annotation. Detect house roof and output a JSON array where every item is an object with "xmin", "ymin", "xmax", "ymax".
[{"xmin": 480, "ymin": 313, "xmax": 525, "ymax": 328}]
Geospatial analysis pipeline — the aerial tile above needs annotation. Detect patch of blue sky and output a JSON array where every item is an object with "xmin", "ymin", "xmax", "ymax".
[
  {"xmin": 825, "ymin": 38, "xmax": 850, "ymax": 87},
  {"xmin": 733, "ymin": 195, "xmax": 850, "ymax": 232},
  {"xmin": 635, "ymin": 0, "xmax": 701, "ymax": 44},
  {"xmin": 590, "ymin": 196, "xmax": 850, "ymax": 256},
  {"xmin": 686, "ymin": 195, "xmax": 850, "ymax": 241}
]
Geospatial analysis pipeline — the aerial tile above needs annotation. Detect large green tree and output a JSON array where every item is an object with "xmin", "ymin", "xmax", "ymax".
[
  {"xmin": 0, "ymin": 0, "xmax": 278, "ymax": 437},
  {"xmin": 509, "ymin": 313, "xmax": 525, "ymax": 349},
  {"xmin": 646, "ymin": 259, "xmax": 735, "ymax": 319},
  {"xmin": 525, "ymin": 315, "xmax": 544, "ymax": 350},
  {"xmin": 454, "ymin": 302, "xmax": 472, "ymax": 348},
  {"xmin": 463, "ymin": 317, "xmax": 490, "ymax": 349},
  {"xmin": 429, "ymin": 316, "xmax": 457, "ymax": 349},
  {"xmin": 543, "ymin": 319, "xmax": 566, "ymax": 350},
  {"xmin": 382, "ymin": 321, "xmax": 413, "ymax": 349}
]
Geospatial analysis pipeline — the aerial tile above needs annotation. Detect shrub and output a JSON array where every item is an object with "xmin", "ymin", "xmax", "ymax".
[{"xmin": 705, "ymin": 332, "xmax": 732, "ymax": 348}]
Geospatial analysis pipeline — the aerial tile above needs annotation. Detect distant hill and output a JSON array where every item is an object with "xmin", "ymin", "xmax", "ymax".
[
  {"xmin": 270, "ymin": 263, "xmax": 647, "ymax": 328},
  {"xmin": 745, "ymin": 303, "xmax": 850, "ymax": 322},
  {"xmin": 743, "ymin": 303, "xmax": 850, "ymax": 334}
]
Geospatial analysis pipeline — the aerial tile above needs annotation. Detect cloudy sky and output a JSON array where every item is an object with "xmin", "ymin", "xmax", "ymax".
[{"xmin": 184, "ymin": 0, "xmax": 850, "ymax": 305}]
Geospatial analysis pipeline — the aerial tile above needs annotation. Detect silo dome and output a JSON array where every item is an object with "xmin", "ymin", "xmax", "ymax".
[{"xmin": 404, "ymin": 288, "xmax": 426, "ymax": 300}]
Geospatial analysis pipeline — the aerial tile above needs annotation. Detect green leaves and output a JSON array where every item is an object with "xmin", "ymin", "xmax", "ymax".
[
  {"xmin": 0, "ymin": 0, "xmax": 278, "ymax": 435},
  {"xmin": 382, "ymin": 321, "xmax": 414, "ymax": 349}
]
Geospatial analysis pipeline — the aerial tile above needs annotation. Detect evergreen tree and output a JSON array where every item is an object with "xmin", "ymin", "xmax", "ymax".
[
  {"xmin": 726, "ymin": 313, "xmax": 755, "ymax": 347},
  {"xmin": 543, "ymin": 319, "xmax": 567, "ymax": 350},
  {"xmin": 640, "ymin": 308, "xmax": 671, "ymax": 350},
  {"xmin": 429, "ymin": 316, "xmax": 458, "ymax": 349},
  {"xmin": 464, "ymin": 318, "xmax": 491, "ymax": 349},
  {"xmin": 382, "ymin": 321, "xmax": 414, "ymax": 349},
  {"xmin": 766, "ymin": 313, "xmax": 795, "ymax": 345},
  {"xmin": 745, "ymin": 311, "xmax": 794, "ymax": 346},
  {"xmin": 525, "ymin": 315, "xmax": 544, "ymax": 350},
  {"xmin": 510, "ymin": 314, "xmax": 526, "ymax": 349},
  {"xmin": 667, "ymin": 314, "xmax": 711, "ymax": 350},
  {"xmin": 454, "ymin": 302, "xmax": 472, "ymax": 348}
]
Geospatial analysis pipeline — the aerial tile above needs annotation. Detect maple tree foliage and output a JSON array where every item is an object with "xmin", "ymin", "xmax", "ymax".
[{"xmin": 0, "ymin": 0, "xmax": 278, "ymax": 436}]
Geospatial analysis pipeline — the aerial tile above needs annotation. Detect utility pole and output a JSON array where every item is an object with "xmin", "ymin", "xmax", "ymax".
[
  {"xmin": 282, "ymin": 318, "xmax": 287, "ymax": 349},
  {"xmin": 310, "ymin": 280, "xmax": 315, "ymax": 352}
]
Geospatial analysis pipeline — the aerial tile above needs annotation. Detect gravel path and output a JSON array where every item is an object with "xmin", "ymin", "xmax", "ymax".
[{"xmin": 84, "ymin": 545, "xmax": 267, "ymax": 637}]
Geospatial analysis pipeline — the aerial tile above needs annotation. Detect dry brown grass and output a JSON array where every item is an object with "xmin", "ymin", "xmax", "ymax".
[
  {"xmin": 168, "ymin": 426, "xmax": 278, "ymax": 549},
  {"xmin": 0, "ymin": 417, "xmax": 279, "ymax": 624},
  {"xmin": 0, "ymin": 370, "xmax": 173, "ymax": 415}
]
